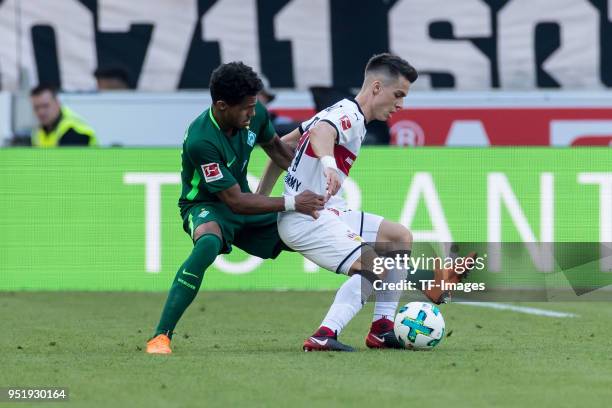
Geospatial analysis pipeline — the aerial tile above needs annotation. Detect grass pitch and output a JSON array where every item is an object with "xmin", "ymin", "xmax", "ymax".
[{"xmin": 2, "ymin": 291, "xmax": 611, "ymax": 407}]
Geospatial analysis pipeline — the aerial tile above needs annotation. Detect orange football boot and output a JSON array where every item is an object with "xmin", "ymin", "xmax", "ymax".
[{"xmin": 146, "ymin": 334, "xmax": 172, "ymax": 354}]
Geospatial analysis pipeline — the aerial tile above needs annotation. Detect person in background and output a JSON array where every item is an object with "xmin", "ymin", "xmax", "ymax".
[
  {"xmin": 94, "ymin": 65, "xmax": 132, "ymax": 90},
  {"xmin": 257, "ymin": 75, "xmax": 301, "ymax": 136},
  {"xmin": 30, "ymin": 84, "xmax": 97, "ymax": 147},
  {"xmin": 256, "ymin": 75, "xmax": 277, "ymax": 106}
]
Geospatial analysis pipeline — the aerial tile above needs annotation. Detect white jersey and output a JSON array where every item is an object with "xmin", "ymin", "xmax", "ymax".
[{"xmin": 283, "ymin": 98, "xmax": 366, "ymax": 210}]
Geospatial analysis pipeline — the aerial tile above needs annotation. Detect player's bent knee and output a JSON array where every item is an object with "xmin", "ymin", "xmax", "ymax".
[
  {"xmin": 390, "ymin": 223, "xmax": 412, "ymax": 244},
  {"xmin": 377, "ymin": 220, "xmax": 413, "ymax": 244},
  {"xmin": 193, "ymin": 221, "xmax": 222, "ymax": 243},
  {"xmin": 397, "ymin": 225, "xmax": 413, "ymax": 244}
]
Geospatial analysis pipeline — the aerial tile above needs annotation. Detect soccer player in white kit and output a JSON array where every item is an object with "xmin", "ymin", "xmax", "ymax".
[{"xmin": 259, "ymin": 54, "xmax": 475, "ymax": 351}]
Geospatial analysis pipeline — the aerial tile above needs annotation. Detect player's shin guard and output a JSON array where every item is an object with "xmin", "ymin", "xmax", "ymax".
[
  {"xmin": 320, "ymin": 273, "xmax": 373, "ymax": 335},
  {"xmin": 372, "ymin": 265, "xmax": 408, "ymax": 322},
  {"xmin": 153, "ymin": 234, "xmax": 221, "ymax": 338},
  {"xmin": 370, "ymin": 249, "xmax": 411, "ymax": 321}
]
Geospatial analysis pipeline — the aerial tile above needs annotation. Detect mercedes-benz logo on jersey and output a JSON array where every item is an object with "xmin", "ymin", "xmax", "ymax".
[{"xmin": 247, "ymin": 130, "xmax": 256, "ymax": 147}]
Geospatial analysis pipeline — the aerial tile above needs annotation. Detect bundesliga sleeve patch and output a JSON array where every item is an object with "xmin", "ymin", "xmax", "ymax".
[
  {"xmin": 340, "ymin": 115, "xmax": 352, "ymax": 131},
  {"xmin": 201, "ymin": 163, "xmax": 223, "ymax": 183}
]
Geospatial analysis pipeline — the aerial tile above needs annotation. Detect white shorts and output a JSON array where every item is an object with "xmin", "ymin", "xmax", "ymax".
[{"xmin": 277, "ymin": 209, "xmax": 384, "ymax": 275}]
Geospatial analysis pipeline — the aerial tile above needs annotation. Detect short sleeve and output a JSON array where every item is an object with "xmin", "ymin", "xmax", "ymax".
[
  {"xmin": 300, "ymin": 103, "xmax": 356, "ymax": 145},
  {"xmin": 255, "ymin": 101, "xmax": 275, "ymax": 144},
  {"xmin": 187, "ymin": 139, "xmax": 238, "ymax": 193},
  {"xmin": 322, "ymin": 109, "xmax": 357, "ymax": 145}
]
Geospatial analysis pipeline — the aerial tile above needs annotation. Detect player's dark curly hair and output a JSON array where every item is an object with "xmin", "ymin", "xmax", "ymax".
[
  {"xmin": 209, "ymin": 62, "xmax": 263, "ymax": 106},
  {"xmin": 365, "ymin": 53, "xmax": 418, "ymax": 83}
]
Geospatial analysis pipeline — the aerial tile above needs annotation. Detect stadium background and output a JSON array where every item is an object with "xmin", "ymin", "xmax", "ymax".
[
  {"xmin": 1, "ymin": 0, "xmax": 611, "ymax": 291},
  {"xmin": 2, "ymin": 3, "xmax": 612, "ymax": 407}
]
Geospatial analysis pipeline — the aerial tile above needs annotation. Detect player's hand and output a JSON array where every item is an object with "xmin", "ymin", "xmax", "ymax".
[
  {"xmin": 324, "ymin": 167, "xmax": 342, "ymax": 199},
  {"xmin": 295, "ymin": 190, "xmax": 326, "ymax": 219}
]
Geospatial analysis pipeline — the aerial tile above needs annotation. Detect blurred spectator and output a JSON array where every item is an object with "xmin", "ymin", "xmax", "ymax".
[
  {"xmin": 257, "ymin": 75, "xmax": 276, "ymax": 106},
  {"xmin": 257, "ymin": 75, "xmax": 301, "ymax": 135},
  {"xmin": 30, "ymin": 84, "xmax": 97, "ymax": 147},
  {"xmin": 94, "ymin": 65, "xmax": 132, "ymax": 90}
]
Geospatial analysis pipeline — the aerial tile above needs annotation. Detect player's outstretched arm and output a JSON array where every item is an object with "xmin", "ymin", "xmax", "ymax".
[
  {"xmin": 217, "ymin": 184, "xmax": 325, "ymax": 218},
  {"xmin": 309, "ymin": 122, "xmax": 342, "ymax": 197},
  {"xmin": 256, "ymin": 160, "xmax": 284, "ymax": 196},
  {"xmin": 256, "ymin": 128, "xmax": 302, "ymax": 196},
  {"xmin": 260, "ymin": 128, "xmax": 301, "ymax": 170}
]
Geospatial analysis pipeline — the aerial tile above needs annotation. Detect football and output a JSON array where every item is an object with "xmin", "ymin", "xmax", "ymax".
[{"xmin": 394, "ymin": 302, "xmax": 446, "ymax": 350}]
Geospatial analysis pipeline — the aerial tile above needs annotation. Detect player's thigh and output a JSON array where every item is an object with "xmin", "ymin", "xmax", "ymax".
[
  {"xmin": 338, "ymin": 210, "xmax": 384, "ymax": 242},
  {"xmin": 192, "ymin": 222, "xmax": 221, "ymax": 242},
  {"xmin": 182, "ymin": 203, "xmax": 240, "ymax": 251},
  {"xmin": 234, "ymin": 213, "xmax": 284, "ymax": 259},
  {"xmin": 278, "ymin": 211, "xmax": 365, "ymax": 274},
  {"xmin": 339, "ymin": 210, "xmax": 411, "ymax": 254}
]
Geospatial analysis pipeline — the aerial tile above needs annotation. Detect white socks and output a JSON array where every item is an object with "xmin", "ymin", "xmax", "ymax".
[
  {"xmin": 320, "ymin": 274, "xmax": 372, "ymax": 334},
  {"xmin": 320, "ymin": 267, "xmax": 409, "ymax": 334},
  {"xmin": 320, "ymin": 265, "xmax": 409, "ymax": 335},
  {"xmin": 372, "ymin": 266, "xmax": 408, "ymax": 322}
]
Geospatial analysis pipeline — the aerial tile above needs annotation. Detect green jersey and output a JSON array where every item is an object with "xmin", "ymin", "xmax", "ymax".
[{"xmin": 179, "ymin": 101, "xmax": 275, "ymax": 210}]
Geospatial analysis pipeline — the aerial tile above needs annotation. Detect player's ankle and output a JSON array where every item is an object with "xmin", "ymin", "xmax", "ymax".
[
  {"xmin": 370, "ymin": 316, "xmax": 394, "ymax": 334},
  {"xmin": 313, "ymin": 326, "xmax": 336, "ymax": 338},
  {"xmin": 154, "ymin": 330, "xmax": 173, "ymax": 340}
]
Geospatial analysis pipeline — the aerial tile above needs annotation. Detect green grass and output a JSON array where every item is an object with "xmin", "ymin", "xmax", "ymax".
[{"xmin": 1, "ymin": 292, "xmax": 611, "ymax": 408}]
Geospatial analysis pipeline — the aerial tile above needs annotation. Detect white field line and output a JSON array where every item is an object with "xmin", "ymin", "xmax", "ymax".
[{"xmin": 456, "ymin": 302, "xmax": 578, "ymax": 318}]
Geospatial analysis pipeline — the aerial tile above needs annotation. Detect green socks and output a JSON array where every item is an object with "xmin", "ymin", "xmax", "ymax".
[{"xmin": 154, "ymin": 234, "xmax": 222, "ymax": 338}]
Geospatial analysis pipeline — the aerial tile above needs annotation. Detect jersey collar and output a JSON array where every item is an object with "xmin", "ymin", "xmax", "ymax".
[
  {"xmin": 208, "ymin": 108, "xmax": 221, "ymax": 130},
  {"xmin": 209, "ymin": 108, "xmax": 243, "ymax": 136},
  {"xmin": 350, "ymin": 98, "xmax": 367, "ymax": 124}
]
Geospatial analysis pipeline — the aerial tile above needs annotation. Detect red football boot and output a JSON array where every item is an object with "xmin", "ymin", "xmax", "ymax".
[{"xmin": 303, "ymin": 326, "xmax": 355, "ymax": 352}]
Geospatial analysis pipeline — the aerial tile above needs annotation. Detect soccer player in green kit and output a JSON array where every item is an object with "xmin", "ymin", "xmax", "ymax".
[{"xmin": 146, "ymin": 62, "xmax": 325, "ymax": 354}]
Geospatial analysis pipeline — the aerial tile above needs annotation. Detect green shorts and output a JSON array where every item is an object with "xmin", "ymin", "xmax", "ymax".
[{"xmin": 180, "ymin": 202, "xmax": 285, "ymax": 259}]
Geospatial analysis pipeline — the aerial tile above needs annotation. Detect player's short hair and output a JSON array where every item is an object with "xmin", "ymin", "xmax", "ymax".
[
  {"xmin": 30, "ymin": 83, "xmax": 58, "ymax": 98},
  {"xmin": 365, "ymin": 53, "xmax": 418, "ymax": 84},
  {"xmin": 210, "ymin": 62, "xmax": 263, "ymax": 106}
]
